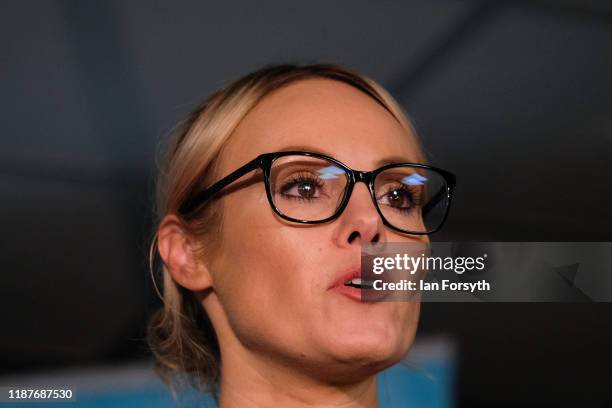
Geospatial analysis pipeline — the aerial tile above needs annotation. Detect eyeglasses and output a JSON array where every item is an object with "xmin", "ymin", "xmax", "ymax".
[{"xmin": 179, "ymin": 151, "xmax": 456, "ymax": 235}]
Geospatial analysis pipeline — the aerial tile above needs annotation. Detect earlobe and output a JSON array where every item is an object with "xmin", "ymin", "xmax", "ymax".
[{"xmin": 156, "ymin": 215, "xmax": 213, "ymax": 291}]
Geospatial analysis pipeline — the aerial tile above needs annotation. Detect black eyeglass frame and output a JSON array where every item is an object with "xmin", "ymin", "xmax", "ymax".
[{"xmin": 179, "ymin": 151, "xmax": 456, "ymax": 235}]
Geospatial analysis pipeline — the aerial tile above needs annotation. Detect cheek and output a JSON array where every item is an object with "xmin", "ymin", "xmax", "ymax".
[
  {"xmin": 211, "ymin": 190, "xmax": 326, "ymax": 343},
  {"xmin": 218, "ymin": 186, "xmax": 327, "ymax": 289},
  {"xmin": 218, "ymin": 229, "xmax": 324, "ymax": 309}
]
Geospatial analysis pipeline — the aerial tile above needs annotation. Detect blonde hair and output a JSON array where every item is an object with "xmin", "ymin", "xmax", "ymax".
[{"xmin": 146, "ymin": 63, "xmax": 425, "ymax": 401}]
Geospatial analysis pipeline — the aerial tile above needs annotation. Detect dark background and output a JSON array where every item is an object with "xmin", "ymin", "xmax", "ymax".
[{"xmin": 2, "ymin": 0, "xmax": 611, "ymax": 406}]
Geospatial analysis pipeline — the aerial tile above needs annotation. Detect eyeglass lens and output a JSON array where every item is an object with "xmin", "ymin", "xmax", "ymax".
[{"xmin": 268, "ymin": 155, "xmax": 449, "ymax": 233}]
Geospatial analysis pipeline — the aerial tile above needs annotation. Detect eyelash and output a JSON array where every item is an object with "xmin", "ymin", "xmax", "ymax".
[
  {"xmin": 380, "ymin": 184, "xmax": 422, "ymax": 213},
  {"xmin": 278, "ymin": 176, "xmax": 422, "ymax": 210},
  {"xmin": 279, "ymin": 174, "xmax": 325, "ymax": 201}
]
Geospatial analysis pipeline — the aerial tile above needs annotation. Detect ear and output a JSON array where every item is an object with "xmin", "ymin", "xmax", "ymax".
[{"xmin": 156, "ymin": 214, "xmax": 213, "ymax": 291}]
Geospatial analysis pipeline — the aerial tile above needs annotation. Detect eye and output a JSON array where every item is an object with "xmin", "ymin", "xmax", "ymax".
[
  {"xmin": 279, "ymin": 174, "xmax": 324, "ymax": 201},
  {"xmin": 378, "ymin": 185, "xmax": 419, "ymax": 212}
]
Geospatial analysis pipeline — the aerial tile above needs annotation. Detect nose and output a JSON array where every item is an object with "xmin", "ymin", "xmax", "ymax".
[{"xmin": 333, "ymin": 181, "xmax": 384, "ymax": 248}]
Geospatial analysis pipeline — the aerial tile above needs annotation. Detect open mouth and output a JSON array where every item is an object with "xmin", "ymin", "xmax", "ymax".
[{"xmin": 344, "ymin": 277, "xmax": 375, "ymax": 290}]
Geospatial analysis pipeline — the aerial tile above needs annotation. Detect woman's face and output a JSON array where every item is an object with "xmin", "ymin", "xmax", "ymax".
[{"xmin": 206, "ymin": 78, "xmax": 426, "ymax": 382}]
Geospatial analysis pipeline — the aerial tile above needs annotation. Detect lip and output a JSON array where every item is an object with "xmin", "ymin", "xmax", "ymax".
[
  {"xmin": 329, "ymin": 266, "xmax": 390, "ymax": 302},
  {"xmin": 329, "ymin": 266, "xmax": 361, "ymax": 290}
]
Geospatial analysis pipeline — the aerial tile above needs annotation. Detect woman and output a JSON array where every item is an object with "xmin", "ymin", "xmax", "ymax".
[{"xmin": 148, "ymin": 63, "xmax": 455, "ymax": 407}]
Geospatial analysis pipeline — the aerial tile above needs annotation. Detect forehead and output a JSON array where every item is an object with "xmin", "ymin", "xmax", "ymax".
[{"xmin": 221, "ymin": 78, "xmax": 420, "ymax": 171}]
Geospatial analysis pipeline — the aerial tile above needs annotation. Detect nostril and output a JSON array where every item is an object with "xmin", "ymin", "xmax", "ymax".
[{"xmin": 347, "ymin": 231, "xmax": 380, "ymax": 244}]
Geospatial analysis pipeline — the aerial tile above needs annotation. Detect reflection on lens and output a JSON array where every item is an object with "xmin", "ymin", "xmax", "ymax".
[
  {"xmin": 402, "ymin": 173, "xmax": 427, "ymax": 186},
  {"xmin": 318, "ymin": 165, "xmax": 346, "ymax": 180}
]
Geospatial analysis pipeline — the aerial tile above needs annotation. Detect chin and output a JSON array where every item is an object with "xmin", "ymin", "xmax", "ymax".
[
  {"xmin": 317, "ymin": 342, "xmax": 406, "ymax": 385},
  {"xmin": 326, "ymin": 330, "xmax": 412, "ymax": 369},
  {"xmin": 295, "ymin": 327, "xmax": 415, "ymax": 385}
]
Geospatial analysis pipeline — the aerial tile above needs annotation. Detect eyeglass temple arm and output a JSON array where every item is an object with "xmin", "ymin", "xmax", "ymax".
[
  {"xmin": 422, "ymin": 186, "xmax": 447, "ymax": 216},
  {"xmin": 422, "ymin": 171, "xmax": 455, "ymax": 215},
  {"xmin": 179, "ymin": 156, "xmax": 263, "ymax": 214}
]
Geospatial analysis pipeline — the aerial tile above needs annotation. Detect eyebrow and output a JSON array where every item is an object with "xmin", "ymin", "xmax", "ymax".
[{"xmin": 277, "ymin": 145, "xmax": 415, "ymax": 166}]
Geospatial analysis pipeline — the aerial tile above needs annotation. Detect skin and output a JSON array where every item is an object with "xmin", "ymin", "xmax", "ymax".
[{"xmin": 158, "ymin": 78, "xmax": 428, "ymax": 407}]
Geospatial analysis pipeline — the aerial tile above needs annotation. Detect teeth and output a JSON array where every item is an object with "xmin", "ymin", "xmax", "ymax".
[{"xmin": 344, "ymin": 277, "xmax": 375, "ymax": 287}]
